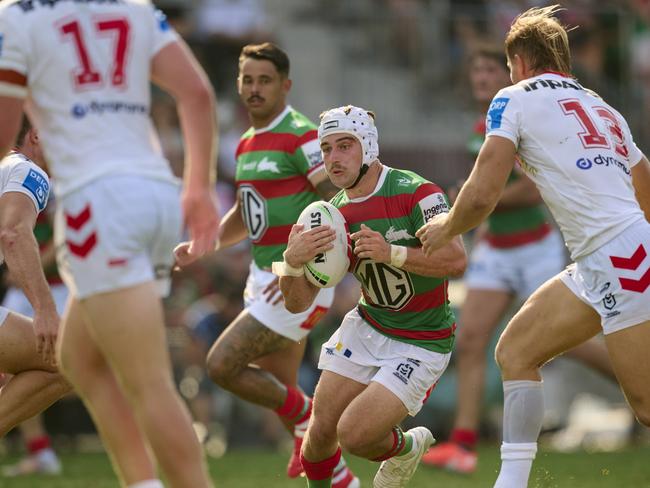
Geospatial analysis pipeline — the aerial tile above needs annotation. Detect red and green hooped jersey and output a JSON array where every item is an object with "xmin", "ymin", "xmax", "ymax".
[
  {"xmin": 235, "ymin": 106, "xmax": 324, "ymax": 269},
  {"xmin": 471, "ymin": 118, "xmax": 550, "ymax": 248},
  {"xmin": 331, "ymin": 166, "xmax": 456, "ymax": 354}
]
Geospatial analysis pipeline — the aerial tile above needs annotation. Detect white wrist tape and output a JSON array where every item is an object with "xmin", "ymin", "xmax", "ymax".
[
  {"xmin": 271, "ymin": 261, "xmax": 305, "ymax": 277},
  {"xmin": 390, "ymin": 245, "xmax": 407, "ymax": 268}
]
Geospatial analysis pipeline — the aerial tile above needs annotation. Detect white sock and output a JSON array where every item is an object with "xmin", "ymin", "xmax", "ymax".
[
  {"xmin": 493, "ymin": 380, "xmax": 544, "ymax": 488},
  {"xmin": 494, "ymin": 442, "xmax": 537, "ymax": 488},
  {"xmin": 128, "ymin": 480, "xmax": 164, "ymax": 488}
]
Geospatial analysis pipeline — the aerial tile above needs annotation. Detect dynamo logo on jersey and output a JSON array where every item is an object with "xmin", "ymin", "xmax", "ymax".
[
  {"xmin": 486, "ymin": 97, "xmax": 509, "ymax": 131},
  {"xmin": 576, "ymin": 154, "xmax": 630, "ymax": 175},
  {"xmin": 22, "ymin": 169, "xmax": 49, "ymax": 211}
]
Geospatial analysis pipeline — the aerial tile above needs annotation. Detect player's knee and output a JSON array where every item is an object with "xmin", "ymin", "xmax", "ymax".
[
  {"xmin": 336, "ymin": 419, "xmax": 374, "ymax": 457},
  {"xmin": 494, "ymin": 337, "xmax": 527, "ymax": 376},
  {"xmin": 205, "ymin": 350, "xmax": 240, "ymax": 389}
]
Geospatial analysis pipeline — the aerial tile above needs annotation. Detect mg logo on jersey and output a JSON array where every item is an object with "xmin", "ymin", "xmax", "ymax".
[
  {"xmin": 354, "ymin": 259, "xmax": 414, "ymax": 310},
  {"xmin": 385, "ymin": 226, "xmax": 414, "ymax": 243},
  {"xmin": 239, "ymin": 184, "xmax": 268, "ymax": 241}
]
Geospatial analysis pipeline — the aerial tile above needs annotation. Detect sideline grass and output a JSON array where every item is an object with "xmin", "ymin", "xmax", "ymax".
[{"xmin": 0, "ymin": 445, "xmax": 649, "ymax": 487}]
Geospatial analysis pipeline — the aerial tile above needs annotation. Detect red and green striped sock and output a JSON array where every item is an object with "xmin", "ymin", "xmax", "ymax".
[
  {"xmin": 372, "ymin": 426, "xmax": 414, "ymax": 461},
  {"xmin": 275, "ymin": 385, "xmax": 312, "ymax": 427},
  {"xmin": 301, "ymin": 448, "xmax": 341, "ymax": 488}
]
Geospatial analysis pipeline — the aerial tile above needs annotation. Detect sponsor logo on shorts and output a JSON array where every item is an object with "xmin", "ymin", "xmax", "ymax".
[
  {"xmin": 599, "ymin": 282, "xmax": 611, "ymax": 293},
  {"xmin": 325, "ymin": 347, "xmax": 335, "ymax": 356},
  {"xmin": 575, "ymin": 154, "xmax": 630, "ymax": 175},
  {"xmin": 393, "ymin": 362, "xmax": 415, "ymax": 385},
  {"xmin": 602, "ymin": 293, "xmax": 616, "ymax": 310}
]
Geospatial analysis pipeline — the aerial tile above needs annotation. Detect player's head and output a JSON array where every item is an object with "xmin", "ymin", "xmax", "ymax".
[
  {"xmin": 505, "ymin": 4, "xmax": 572, "ymax": 84},
  {"xmin": 15, "ymin": 116, "xmax": 32, "ymax": 149},
  {"xmin": 469, "ymin": 45, "xmax": 510, "ymax": 105},
  {"xmin": 237, "ymin": 42, "xmax": 291, "ymax": 120},
  {"xmin": 14, "ymin": 116, "xmax": 47, "ymax": 170},
  {"xmin": 318, "ymin": 105, "xmax": 379, "ymax": 190}
]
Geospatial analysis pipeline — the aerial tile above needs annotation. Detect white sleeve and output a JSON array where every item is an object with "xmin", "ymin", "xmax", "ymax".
[
  {"xmin": 150, "ymin": 7, "xmax": 179, "ymax": 57},
  {"xmin": 485, "ymin": 88, "xmax": 521, "ymax": 148},
  {"xmin": 0, "ymin": 7, "xmax": 29, "ymax": 98},
  {"xmin": 1, "ymin": 161, "xmax": 50, "ymax": 213},
  {"xmin": 620, "ymin": 116, "xmax": 644, "ymax": 168}
]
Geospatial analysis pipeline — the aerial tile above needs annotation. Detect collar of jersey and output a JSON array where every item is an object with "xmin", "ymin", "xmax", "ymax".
[
  {"xmin": 253, "ymin": 105, "xmax": 292, "ymax": 134},
  {"xmin": 347, "ymin": 164, "xmax": 389, "ymax": 203}
]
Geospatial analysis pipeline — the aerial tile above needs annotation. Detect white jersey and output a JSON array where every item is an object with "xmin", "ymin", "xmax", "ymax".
[
  {"xmin": 0, "ymin": 0, "xmax": 179, "ymax": 197},
  {"xmin": 486, "ymin": 73, "xmax": 646, "ymax": 260}
]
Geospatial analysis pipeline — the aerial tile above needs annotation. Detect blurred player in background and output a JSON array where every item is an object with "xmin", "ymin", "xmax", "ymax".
[
  {"xmin": 0, "ymin": 121, "xmax": 70, "ymax": 445},
  {"xmin": 276, "ymin": 105, "xmax": 466, "ymax": 488},
  {"xmin": 1, "ymin": 119, "xmax": 68, "ymax": 477},
  {"xmin": 417, "ymin": 6, "xmax": 650, "ymax": 487},
  {"xmin": 175, "ymin": 42, "xmax": 358, "ymax": 487},
  {"xmin": 423, "ymin": 45, "xmax": 615, "ymax": 474},
  {"xmin": 0, "ymin": 1, "xmax": 219, "ymax": 487}
]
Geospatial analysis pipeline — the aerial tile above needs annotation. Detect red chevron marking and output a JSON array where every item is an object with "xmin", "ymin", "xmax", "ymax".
[
  {"xmin": 610, "ymin": 244, "xmax": 647, "ymax": 270},
  {"xmin": 65, "ymin": 205, "xmax": 92, "ymax": 231},
  {"xmin": 67, "ymin": 232, "xmax": 97, "ymax": 259},
  {"xmin": 619, "ymin": 266, "xmax": 650, "ymax": 293}
]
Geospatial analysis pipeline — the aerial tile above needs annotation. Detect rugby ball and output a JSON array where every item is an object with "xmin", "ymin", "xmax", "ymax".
[{"xmin": 296, "ymin": 201, "xmax": 349, "ymax": 288}]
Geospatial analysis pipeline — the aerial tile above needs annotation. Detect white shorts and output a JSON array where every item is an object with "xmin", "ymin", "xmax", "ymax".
[
  {"xmin": 560, "ymin": 220, "xmax": 650, "ymax": 335},
  {"xmin": 465, "ymin": 230, "xmax": 565, "ymax": 298},
  {"xmin": 2, "ymin": 284, "xmax": 69, "ymax": 317},
  {"xmin": 245, "ymin": 262, "xmax": 335, "ymax": 341},
  {"xmin": 318, "ymin": 309, "xmax": 451, "ymax": 416},
  {"xmin": 54, "ymin": 175, "xmax": 182, "ymax": 299}
]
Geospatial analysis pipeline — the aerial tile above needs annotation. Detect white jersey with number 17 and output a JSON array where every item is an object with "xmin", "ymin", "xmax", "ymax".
[
  {"xmin": 0, "ymin": 0, "xmax": 179, "ymax": 197},
  {"xmin": 486, "ymin": 73, "xmax": 646, "ymax": 260}
]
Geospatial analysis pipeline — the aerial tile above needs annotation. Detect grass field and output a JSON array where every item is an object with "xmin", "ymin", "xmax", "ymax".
[{"xmin": 1, "ymin": 445, "xmax": 650, "ymax": 488}]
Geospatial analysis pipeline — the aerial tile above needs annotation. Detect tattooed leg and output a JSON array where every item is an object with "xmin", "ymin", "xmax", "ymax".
[{"xmin": 205, "ymin": 310, "xmax": 296, "ymax": 409}]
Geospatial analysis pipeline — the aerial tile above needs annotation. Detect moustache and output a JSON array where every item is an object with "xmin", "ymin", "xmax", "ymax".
[{"xmin": 247, "ymin": 96, "xmax": 265, "ymax": 103}]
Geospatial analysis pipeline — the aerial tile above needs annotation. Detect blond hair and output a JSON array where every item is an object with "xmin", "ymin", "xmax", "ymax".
[{"xmin": 505, "ymin": 5, "xmax": 573, "ymax": 75}]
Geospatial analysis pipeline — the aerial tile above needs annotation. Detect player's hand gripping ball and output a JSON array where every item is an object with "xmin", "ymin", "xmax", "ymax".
[{"xmin": 296, "ymin": 201, "xmax": 350, "ymax": 288}]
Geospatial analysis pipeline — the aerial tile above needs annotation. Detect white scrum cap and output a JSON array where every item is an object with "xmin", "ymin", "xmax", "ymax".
[{"xmin": 318, "ymin": 105, "xmax": 379, "ymax": 166}]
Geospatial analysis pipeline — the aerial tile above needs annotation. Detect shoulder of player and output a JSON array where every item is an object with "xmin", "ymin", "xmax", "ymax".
[
  {"xmin": 386, "ymin": 167, "xmax": 438, "ymax": 194},
  {"xmin": 278, "ymin": 108, "xmax": 317, "ymax": 136},
  {"xmin": 2, "ymin": 152, "xmax": 45, "ymax": 177}
]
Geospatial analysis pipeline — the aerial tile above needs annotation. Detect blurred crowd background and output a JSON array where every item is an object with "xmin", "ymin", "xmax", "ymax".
[{"xmin": 3, "ymin": 0, "xmax": 649, "ymax": 460}]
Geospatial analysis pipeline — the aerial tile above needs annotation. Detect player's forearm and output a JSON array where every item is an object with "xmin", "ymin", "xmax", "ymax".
[
  {"xmin": 178, "ymin": 84, "xmax": 218, "ymax": 190},
  {"xmin": 279, "ymin": 275, "xmax": 319, "ymax": 313},
  {"xmin": 0, "ymin": 224, "xmax": 55, "ymax": 312},
  {"xmin": 215, "ymin": 204, "xmax": 248, "ymax": 250},
  {"xmin": 401, "ymin": 238, "xmax": 467, "ymax": 278}
]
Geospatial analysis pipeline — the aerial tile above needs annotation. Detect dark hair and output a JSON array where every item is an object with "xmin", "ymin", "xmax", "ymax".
[
  {"xmin": 239, "ymin": 42, "xmax": 290, "ymax": 77},
  {"xmin": 15, "ymin": 116, "xmax": 31, "ymax": 147},
  {"xmin": 469, "ymin": 44, "xmax": 508, "ymax": 71}
]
